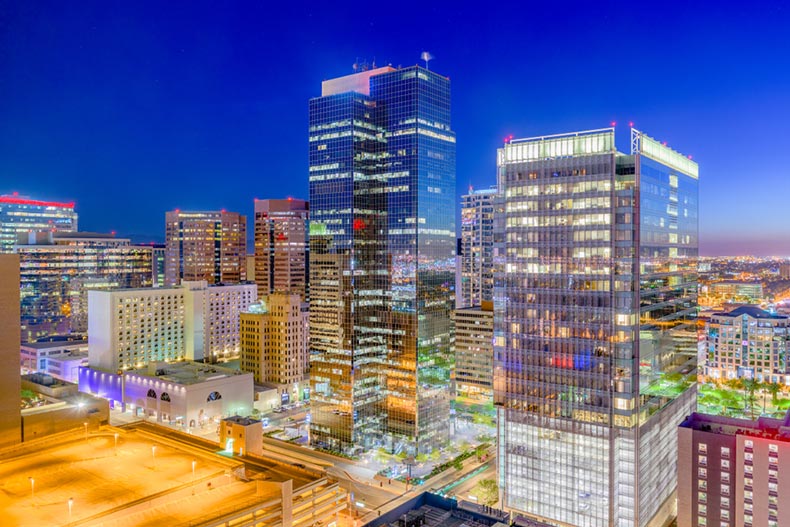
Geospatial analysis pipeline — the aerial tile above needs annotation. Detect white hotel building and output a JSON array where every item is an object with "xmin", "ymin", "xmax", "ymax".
[{"xmin": 88, "ymin": 280, "xmax": 256, "ymax": 372}]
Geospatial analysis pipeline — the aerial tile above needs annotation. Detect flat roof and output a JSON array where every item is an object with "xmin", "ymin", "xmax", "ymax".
[{"xmin": 127, "ymin": 361, "xmax": 250, "ymax": 385}]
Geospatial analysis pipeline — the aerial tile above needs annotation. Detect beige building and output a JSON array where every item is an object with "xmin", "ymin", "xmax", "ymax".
[
  {"xmin": 88, "ymin": 280, "xmax": 257, "ymax": 372},
  {"xmin": 705, "ymin": 305, "xmax": 790, "ymax": 383},
  {"xmin": 679, "ymin": 411, "xmax": 790, "ymax": 527},
  {"xmin": 253, "ymin": 199, "xmax": 309, "ymax": 301},
  {"xmin": 241, "ymin": 293, "xmax": 309, "ymax": 404},
  {"xmin": 220, "ymin": 415, "xmax": 263, "ymax": 456},
  {"xmin": 165, "ymin": 210, "xmax": 246, "ymax": 286},
  {"xmin": 453, "ymin": 301, "xmax": 494, "ymax": 402},
  {"xmin": 0, "ymin": 255, "xmax": 21, "ymax": 447}
]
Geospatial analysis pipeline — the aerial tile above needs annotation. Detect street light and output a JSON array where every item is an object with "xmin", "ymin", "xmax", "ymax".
[
  {"xmin": 191, "ymin": 459, "xmax": 197, "ymax": 495},
  {"xmin": 151, "ymin": 445, "xmax": 157, "ymax": 470},
  {"xmin": 114, "ymin": 433, "xmax": 119, "ymax": 454},
  {"xmin": 68, "ymin": 497, "xmax": 73, "ymax": 520},
  {"xmin": 28, "ymin": 477, "xmax": 34, "ymax": 498},
  {"xmin": 83, "ymin": 422, "xmax": 88, "ymax": 441}
]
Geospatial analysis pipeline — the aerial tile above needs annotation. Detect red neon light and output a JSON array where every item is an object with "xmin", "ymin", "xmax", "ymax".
[
  {"xmin": 353, "ymin": 219, "xmax": 365, "ymax": 231},
  {"xmin": 0, "ymin": 196, "xmax": 75, "ymax": 208}
]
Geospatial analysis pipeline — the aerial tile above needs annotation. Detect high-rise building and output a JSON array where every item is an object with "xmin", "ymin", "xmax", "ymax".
[
  {"xmin": 494, "ymin": 128, "xmax": 699, "ymax": 527},
  {"xmin": 453, "ymin": 301, "xmax": 494, "ymax": 403},
  {"xmin": 150, "ymin": 243, "xmax": 166, "ymax": 287},
  {"xmin": 165, "ymin": 210, "xmax": 246, "ymax": 286},
  {"xmin": 253, "ymin": 199, "xmax": 309, "ymax": 301},
  {"xmin": 240, "ymin": 293, "xmax": 309, "ymax": 403},
  {"xmin": 0, "ymin": 254, "xmax": 21, "ymax": 447},
  {"xmin": 780, "ymin": 263, "xmax": 790, "ymax": 280},
  {"xmin": 704, "ymin": 305, "xmax": 790, "ymax": 384},
  {"xmin": 678, "ymin": 411, "xmax": 790, "ymax": 527},
  {"xmin": 0, "ymin": 193, "xmax": 78, "ymax": 253},
  {"xmin": 459, "ymin": 187, "xmax": 497, "ymax": 308},
  {"xmin": 15, "ymin": 231, "xmax": 153, "ymax": 341},
  {"xmin": 309, "ymin": 64, "xmax": 456, "ymax": 455},
  {"xmin": 88, "ymin": 280, "xmax": 256, "ymax": 372}
]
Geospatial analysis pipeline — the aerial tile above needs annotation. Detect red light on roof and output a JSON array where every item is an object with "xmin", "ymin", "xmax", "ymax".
[
  {"xmin": 628, "ymin": 121, "xmax": 634, "ymax": 127},
  {"xmin": 610, "ymin": 121, "xmax": 616, "ymax": 127},
  {"xmin": 663, "ymin": 141, "xmax": 667, "ymax": 146},
  {"xmin": 111, "ymin": 231, "xmax": 116, "ymax": 236},
  {"xmin": 288, "ymin": 197, "xmax": 293, "ymax": 201},
  {"xmin": 175, "ymin": 209, "xmax": 180, "ymax": 213},
  {"xmin": 221, "ymin": 209, "xmax": 226, "ymax": 213},
  {"xmin": 0, "ymin": 196, "xmax": 75, "ymax": 208},
  {"xmin": 13, "ymin": 191, "xmax": 19, "ymax": 196},
  {"xmin": 688, "ymin": 155, "xmax": 693, "ymax": 159}
]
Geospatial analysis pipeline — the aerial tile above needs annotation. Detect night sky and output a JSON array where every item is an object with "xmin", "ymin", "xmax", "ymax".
[{"xmin": 1, "ymin": 1, "xmax": 789, "ymax": 256}]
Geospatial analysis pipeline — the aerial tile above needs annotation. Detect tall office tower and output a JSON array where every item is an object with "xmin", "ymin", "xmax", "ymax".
[
  {"xmin": 494, "ymin": 128, "xmax": 699, "ymax": 527},
  {"xmin": 453, "ymin": 301, "xmax": 494, "ymax": 403},
  {"xmin": 88, "ymin": 280, "xmax": 256, "ymax": 372},
  {"xmin": 704, "ymin": 306, "xmax": 790, "ymax": 384},
  {"xmin": 309, "ymin": 64, "xmax": 456, "ymax": 455},
  {"xmin": 0, "ymin": 193, "xmax": 78, "ymax": 253},
  {"xmin": 0, "ymin": 255, "xmax": 21, "ymax": 446},
  {"xmin": 240, "ymin": 293, "xmax": 309, "ymax": 403},
  {"xmin": 253, "ymin": 198, "xmax": 309, "ymax": 301},
  {"xmin": 149, "ymin": 244, "xmax": 166, "ymax": 287},
  {"xmin": 459, "ymin": 187, "xmax": 497, "ymax": 308},
  {"xmin": 164, "ymin": 210, "xmax": 246, "ymax": 286},
  {"xmin": 15, "ymin": 232, "xmax": 153, "ymax": 341}
]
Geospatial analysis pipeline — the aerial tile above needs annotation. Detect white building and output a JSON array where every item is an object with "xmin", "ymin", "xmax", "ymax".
[
  {"xmin": 20, "ymin": 340, "xmax": 88, "ymax": 383},
  {"xmin": 88, "ymin": 280, "xmax": 256, "ymax": 372},
  {"xmin": 80, "ymin": 361, "xmax": 253, "ymax": 429}
]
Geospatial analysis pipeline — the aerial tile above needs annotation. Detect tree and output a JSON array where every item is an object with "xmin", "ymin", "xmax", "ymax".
[
  {"xmin": 471, "ymin": 479, "xmax": 499, "ymax": 506},
  {"xmin": 742, "ymin": 378, "xmax": 759, "ymax": 419},
  {"xmin": 766, "ymin": 382, "xmax": 782, "ymax": 406}
]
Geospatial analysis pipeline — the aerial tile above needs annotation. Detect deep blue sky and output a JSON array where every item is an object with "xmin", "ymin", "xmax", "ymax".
[{"xmin": 1, "ymin": 1, "xmax": 789, "ymax": 255}]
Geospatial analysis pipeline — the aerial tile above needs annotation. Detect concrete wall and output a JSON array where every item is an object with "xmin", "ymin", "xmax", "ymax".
[
  {"xmin": 21, "ymin": 396, "xmax": 108, "ymax": 442},
  {"xmin": 0, "ymin": 255, "xmax": 21, "ymax": 447}
]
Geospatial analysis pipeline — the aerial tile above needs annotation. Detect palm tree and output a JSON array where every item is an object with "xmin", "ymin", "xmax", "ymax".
[
  {"xmin": 765, "ymin": 382, "xmax": 782, "ymax": 411},
  {"xmin": 742, "ymin": 378, "xmax": 759, "ymax": 419}
]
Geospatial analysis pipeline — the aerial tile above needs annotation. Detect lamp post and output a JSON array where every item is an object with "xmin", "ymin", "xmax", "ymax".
[
  {"xmin": 83, "ymin": 422, "xmax": 88, "ymax": 441},
  {"xmin": 151, "ymin": 445, "xmax": 157, "ymax": 470},
  {"xmin": 114, "ymin": 433, "xmax": 119, "ymax": 455},
  {"xmin": 191, "ymin": 459, "xmax": 197, "ymax": 495},
  {"xmin": 68, "ymin": 497, "xmax": 73, "ymax": 521},
  {"xmin": 29, "ymin": 477, "xmax": 34, "ymax": 498}
]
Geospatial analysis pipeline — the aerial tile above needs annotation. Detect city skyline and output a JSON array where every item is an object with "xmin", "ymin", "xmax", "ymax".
[{"xmin": 2, "ymin": 1, "xmax": 790, "ymax": 256}]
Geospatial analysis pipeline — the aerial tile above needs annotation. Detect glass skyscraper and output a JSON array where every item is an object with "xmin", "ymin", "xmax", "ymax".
[
  {"xmin": 0, "ymin": 193, "xmax": 78, "ymax": 253},
  {"xmin": 309, "ymin": 64, "xmax": 455, "ymax": 455},
  {"xmin": 494, "ymin": 128, "xmax": 698, "ymax": 527},
  {"xmin": 459, "ymin": 186, "xmax": 497, "ymax": 308}
]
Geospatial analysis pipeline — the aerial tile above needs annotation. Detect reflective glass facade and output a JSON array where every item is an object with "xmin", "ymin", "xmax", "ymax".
[
  {"xmin": 460, "ymin": 187, "xmax": 497, "ymax": 308},
  {"xmin": 309, "ymin": 66, "xmax": 455, "ymax": 455},
  {"xmin": 494, "ymin": 128, "xmax": 698, "ymax": 527},
  {"xmin": 0, "ymin": 194, "xmax": 78, "ymax": 253},
  {"xmin": 16, "ymin": 233, "xmax": 153, "ymax": 342}
]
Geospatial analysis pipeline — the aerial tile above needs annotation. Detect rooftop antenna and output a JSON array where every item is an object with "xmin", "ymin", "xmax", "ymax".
[{"xmin": 420, "ymin": 51, "xmax": 434, "ymax": 70}]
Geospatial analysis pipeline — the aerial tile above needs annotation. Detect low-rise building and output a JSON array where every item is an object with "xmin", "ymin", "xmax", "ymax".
[
  {"xmin": 21, "ymin": 340, "xmax": 88, "ymax": 382},
  {"xmin": 79, "ymin": 360, "xmax": 253, "ymax": 429},
  {"xmin": 705, "ymin": 305, "xmax": 790, "ymax": 383},
  {"xmin": 709, "ymin": 281, "xmax": 764, "ymax": 302},
  {"xmin": 220, "ymin": 415, "xmax": 263, "ymax": 456},
  {"xmin": 678, "ymin": 411, "xmax": 790, "ymax": 527}
]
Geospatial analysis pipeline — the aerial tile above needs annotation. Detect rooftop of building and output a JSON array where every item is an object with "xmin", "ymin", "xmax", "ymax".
[
  {"xmin": 21, "ymin": 340, "xmax": 87, "ymax": 350},
  {"xmin": 363, "ymin": 492, "xmax": 509, "ymax": 527},
  {"xmin": 126, "ymin": 360, "xmax": 250, "ymax": 385},
  {"xmin": 680, "ymin": 411, "xmax": 790, "ymax": 442},
  {"xmin": 0, "ymin": 193, "xmax": 75, "ymax": 208},
  {"xmin": 711, "ymin": 305, "xmax": 787, "ymax": 319},
  {"xmin": 455, "ymin": 301, "xmax": 494, "ymax": 313},
  {"xmin": 223, "ymin": 415, "xmax": 260, "ymax": 426}
]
